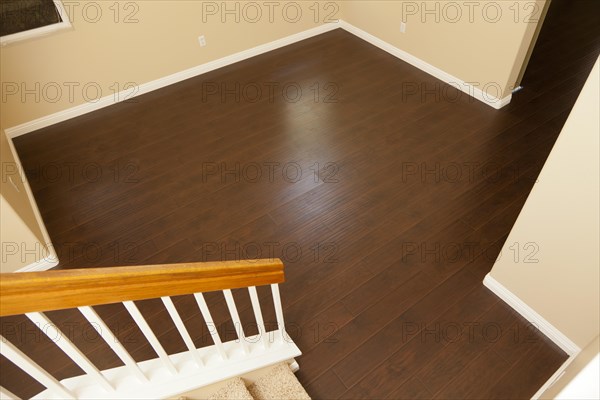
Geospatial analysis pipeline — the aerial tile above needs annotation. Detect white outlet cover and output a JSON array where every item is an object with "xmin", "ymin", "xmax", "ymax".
[
  {"xmin": 400, "ymin": 22, "xmax": 406, "ymax": 33},
  {"xmin": 198, "ymin": 35, "xmax": 206, "ymax": 47}
]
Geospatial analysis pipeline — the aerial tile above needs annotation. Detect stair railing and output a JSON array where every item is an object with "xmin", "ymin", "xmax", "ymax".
[{"xmin": 0, "ymin": 259, "xmax": 300, "ymax": 399}]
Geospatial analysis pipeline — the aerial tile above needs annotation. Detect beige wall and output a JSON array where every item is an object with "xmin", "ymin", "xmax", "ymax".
[
  {"xmin": 0, "ymin": 0, "xmax": 334, "ymax": 129},
  {"xmin": 0, "ymin": 196, "xmax": 46, "ymax": 272},
  {"xmin": 340, "ymin": 0, "xmax": 547, "ymax": 98},
  {"xmin": 1, "ymin": 133, "xmax": 51, "ymax": 272},
  {"xmin": 514, "ymin": 0, "xmax": 552, "ymax": 86},
  {"xmin": 0, "ymin": 1, "xmax": 549, "ymax": 128},
  {"xmin": 489, "ymin": 58, "xmax": 600, "ymax": 349},
  {"xmin": 0, "ymin": 1, "xmax": 334, "ymax": 271},
  {"xmin": 540, "ymin": 335, "xmax": 599, "ymax": 399},
  {"xmin": 0, "ymin": 1, "xmax": 555, "ymax": 272}
]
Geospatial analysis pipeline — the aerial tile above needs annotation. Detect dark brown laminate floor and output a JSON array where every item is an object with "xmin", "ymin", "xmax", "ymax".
[{"xmin": 3, "ymin": 0, "xmax": 599, "ymax": 398}]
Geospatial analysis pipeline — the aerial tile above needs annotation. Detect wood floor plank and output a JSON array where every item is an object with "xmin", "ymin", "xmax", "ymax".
[
  {"xmin": 302, "ymin": 369, "xmax": 348, "ymax": 400},
  {"xmin": 488, "ymin": 341, "xmax": 567, "ymax": 400},
  {"xmin": 337, "ymin": 283, "xmax": 499, "ymax": 398},
  {"xmin": 416, "ymin": 302, "xmax": 523, "ymax": 397},
  {"xmin": 432, "ymin": 346, "xmax": 511, "ymax": 400},
  {"xmin": 4, "ymin": 0, "xmax": 596, "ymax": 397},
  {"xmin": 386, "ymin": 377, "xmax": 434, "ymax": 400}
]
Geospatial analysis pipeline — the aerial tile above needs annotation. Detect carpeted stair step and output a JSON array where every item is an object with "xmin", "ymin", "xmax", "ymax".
[
  {"xmin": 178, "ymin": 362, "xmax": 311, "ymax": 400},
  {"xmin": 207, "ymin": 378, "xmax": 254, "ymax": 400},
  {"xmin": 247, "ymin": 363, "xmax": 311, "ymax": 400}
]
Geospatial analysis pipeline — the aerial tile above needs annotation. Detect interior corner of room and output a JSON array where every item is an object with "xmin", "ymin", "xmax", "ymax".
[{"xmin": 1, "ymin": 0, "xmax": 599, "ymax": 399}]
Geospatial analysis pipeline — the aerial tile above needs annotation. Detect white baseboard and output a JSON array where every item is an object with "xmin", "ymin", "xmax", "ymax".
[
  {"xmin": 5, "ymin": 23, "xmax": 340, "ymax": 138},
  {"xmin": 16, "ymin": 255, "xmax": 59, "ymax": 272},
  {"xmin": 338, "ymin": 20, "xmax": 512, "ymax": 109},
  {"xmin": 531, "ymin": 356, "xmax": 576, "ymax": 399},
  {"xmin": 483, "ymin": 274, "xmax": 581, "ymax": 356},
  {"xmin": 5, "ymin": 132, "xmax": 59, "ymax": 272},
  {"xmin": 4, "ymin": 18, "xmax": 517, "ymax": 138},
  {"xmin": 5, "ymin": 19, "xmax": 514, "ymax": 138}
]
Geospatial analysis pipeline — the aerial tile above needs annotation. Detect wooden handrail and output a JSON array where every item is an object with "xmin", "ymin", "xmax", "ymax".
[{"xmin": 0, "ymin": 259, "xmax": 284, "ymax": 317}]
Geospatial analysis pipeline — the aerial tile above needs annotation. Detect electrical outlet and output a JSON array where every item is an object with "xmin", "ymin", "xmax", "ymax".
[
  {"xmin": 400, "ymin": 22, "xmax": 407, "ymax": 33},
  {"xmin": 198, "ymin": 35, "xmax": 206, "ymax": 47}
]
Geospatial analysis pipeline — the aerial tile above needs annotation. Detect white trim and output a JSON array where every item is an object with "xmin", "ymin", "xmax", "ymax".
[
  {"xmin": 289, "ymin": 359, "xmax": 300, "ymax": 373},
  {"xmin": 4, "ymin": 131, "xmax": 59, "ymax": 272},
  {"xmin": 32, "ymin": 330, "xmax": 301, "ymax": 399},
  {"xmin": 5, "ymin": 23, "xmax": 339, "ymax": 138},
  {"xmin": 1, "ymin": 0, "xmax": 72, "ymax": 47},
  {"xmin": 555, "ymin": 353, "xmax": 600, "ymax": 400},
  {"xmin": 483, "ymin": 274, "xmax": 581, "ymax": 356},
  {"xmin": 338, "ymin": 20, "xmax": 512, "ymax": 109},
  {"xmin": 4, "ymin": 18, "xmax": 517, "ymax": 138},
  {"xmin": 16, "ymin": 256, "xmax": 59, "ymax": 272},
  {"xmin": 0, "ymin": 386, "xmax": 20, "ymax": 400},
  {"xmin": 531, "ymin": 356, "xmax": 577, "ymax": 400}
]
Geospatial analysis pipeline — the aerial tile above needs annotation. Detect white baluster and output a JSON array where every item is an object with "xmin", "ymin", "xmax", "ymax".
[
  {"xmin": 248, "ymin": 286, "xmax": 269, "ymax": 349},
  {"xmin": 122, "ymin": 301, "xmax": 178, "ymax": 375},
  {"xmin": 0, "ymin": 386, "xmax": 20, "ymax": 400},
  {"xmin": 271, "ymin": 284, "xmax": 288, "ymax": 343},
  {"xmin": 161, "ymin": 297, "xmax": 203, "ymax": 367},
  {"xmin": 193, "ymin": 293, "xmax": 227, "ymax": 360},
  {"xmin": 78, "ymin": 306, "xmax": 148, "ymax": 382},
  {"xmin": 26, "ymin": 312, "xmax": 114, "ymax": 392},
  {"xmin": 223, "ymin": 290, "xmax": 249, "ymax": 354},
  {"xmin": 0, "ymin": 336, "xmax": 75, "ymax": 399}
]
